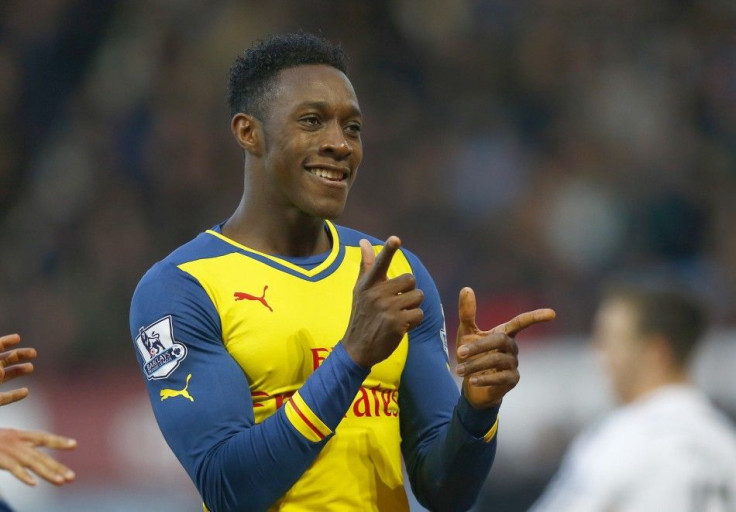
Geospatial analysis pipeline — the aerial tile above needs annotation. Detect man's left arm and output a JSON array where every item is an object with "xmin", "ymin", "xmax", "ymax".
[{"xmin": 399, "ymin": 251, "xmax": 554, "ymax": 512}]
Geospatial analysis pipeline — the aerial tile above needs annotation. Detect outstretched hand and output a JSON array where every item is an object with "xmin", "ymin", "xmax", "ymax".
[
  {"xmin": 0, "ymin": 334, "xmax": 37, "ymax": 406},
  {"xmin": 342, "ymin": 236, "xmax": 425, "ymax": 368},
  {"xmin": 0, "ymin": 428, "xmax": 76, "ymax": 486},
  {"xmin": 455, "ymin": 288, "xmax": 556, "ymax": 409},
  {"xmin": 0, "ymin": 333, "xmax": 78, "ymax": 485}
]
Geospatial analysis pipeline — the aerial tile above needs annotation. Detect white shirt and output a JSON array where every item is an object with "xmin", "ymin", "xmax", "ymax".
[{"xmin": 531, "ymin": 385, "xmax": 736, "ymax": 512}]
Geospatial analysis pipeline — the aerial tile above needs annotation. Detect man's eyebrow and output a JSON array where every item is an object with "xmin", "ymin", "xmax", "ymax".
[{"xmin": 295, "ymin": 100, "xmax": 362, "ymax": 118}]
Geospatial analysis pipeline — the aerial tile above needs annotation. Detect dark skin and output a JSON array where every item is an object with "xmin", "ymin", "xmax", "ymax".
[
  {"xmin": 223, "ymin": 64, "xmax": 555, "ymax": 409},
  {"xmin": 455, "ymin": 289, "xmax": 555, "ymax": 407},
  {"xmin": 224, "ymin": 64, "xmax": 362, "ymax": 257}
]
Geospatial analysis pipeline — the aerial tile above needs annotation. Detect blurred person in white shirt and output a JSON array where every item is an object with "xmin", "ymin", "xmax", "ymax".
[{"xmin": 531, "ymin": 281, "xmax": 736, "ymax": 512}]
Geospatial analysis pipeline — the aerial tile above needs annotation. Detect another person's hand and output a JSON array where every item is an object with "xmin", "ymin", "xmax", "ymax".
[
  {"xmin": 0, "ymin": 334, "xmax": 37, "ymax": 406},
  {"xmin": 455, "ymin": 288, "xmax": 555, "ymax": 409},
  {"xmin": 342, "ymin": 236, "xmax": 425, "ymax": 368},
  {"xmin": 0, "ymin": 428, "xmax": 76, "ymax": 486},
  {"xmin": 0, "ymin": 333, "xmax": 78, "ymax": 485}
]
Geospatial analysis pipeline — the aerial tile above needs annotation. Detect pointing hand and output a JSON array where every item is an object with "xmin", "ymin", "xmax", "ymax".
[
  {"xmin": 455, "ymin": 288, "xmax": 556, "ymax": 409},
  {"xmin": 342, "ymin": 236, "xmax": 425, "ymax": 368}
]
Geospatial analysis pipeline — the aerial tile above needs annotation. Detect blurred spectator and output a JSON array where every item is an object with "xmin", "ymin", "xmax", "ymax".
[{"xmin": 530, "ymin": 281, "xmax": 736, "ymax": 511}]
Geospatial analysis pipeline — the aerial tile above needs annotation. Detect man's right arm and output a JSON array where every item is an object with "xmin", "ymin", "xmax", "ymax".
[{"xmin": 129, "ymin": 264, "xmax": 369, "ymax": 512}]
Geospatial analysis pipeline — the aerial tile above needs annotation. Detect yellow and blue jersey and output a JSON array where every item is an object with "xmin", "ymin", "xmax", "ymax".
[{"xmin": 129, "ymin": 221, "xmax": 499, "ymax": 512}]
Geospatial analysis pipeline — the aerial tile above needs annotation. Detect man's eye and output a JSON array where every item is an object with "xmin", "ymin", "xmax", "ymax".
[
  {"xmin": 301, "ymin": 116, "xmax": 320, "ymax": 126},
  {"xmin": 345, "ymin": 123, "xmax": 362, "ymax": 135}
]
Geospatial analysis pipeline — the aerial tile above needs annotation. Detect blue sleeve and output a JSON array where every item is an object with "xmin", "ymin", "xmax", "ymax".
[
  {"xmin": 129, "ymin": 263, "xmax": 369, "ymax": 512},
  {"xmin": 399, "ymin": 251, "xmax": 500, "ymax": 512}
]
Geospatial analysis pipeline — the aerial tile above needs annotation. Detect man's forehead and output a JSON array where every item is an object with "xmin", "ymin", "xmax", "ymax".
[
  {"xmin": 277, "ymin": 63, "xmax": 350, "ymax": 82},
  {"xmin": 271, "ymin": 64, "xmax": 359, "ymax": 107}
]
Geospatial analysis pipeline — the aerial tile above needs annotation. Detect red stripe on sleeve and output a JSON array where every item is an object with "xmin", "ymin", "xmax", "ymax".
[{"xmin": 290, "ymin": 399, "xmax": 326, "ymax": 440}]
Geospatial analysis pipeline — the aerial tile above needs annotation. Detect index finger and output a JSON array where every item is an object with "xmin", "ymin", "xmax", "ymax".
[
  {"xmin": 491, "ymin": 308, "xmax": 556, "ymax": 337},
  {"xmin": 361, "ymin": 236, "xmax": 401, "ymax": 288}
]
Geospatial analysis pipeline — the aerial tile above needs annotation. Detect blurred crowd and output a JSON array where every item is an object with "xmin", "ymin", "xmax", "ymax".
[{"xmin": 1, "ymin": 0, "xmax": 735, "ymax": 368}]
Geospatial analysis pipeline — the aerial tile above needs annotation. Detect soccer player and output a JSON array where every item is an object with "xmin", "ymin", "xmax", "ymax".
[
  {"xmin": 0, "ymin": 333, "xmax": 77, "ymax": 512},
  {"xmin": 531, "ymin": 282, "xmax": 736, "ymax": 512},
  {"xmin": 129, "ymin": 32, "xmax": 555, "ymax": 512}
]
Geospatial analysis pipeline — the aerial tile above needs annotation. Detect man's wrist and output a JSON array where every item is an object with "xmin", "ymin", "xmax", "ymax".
[
  {"xmin": 332, "ymin": 342, "xmax": 372, "ymax": 376},
  {"xmin": 456, "ymin": 395, "xmax": 501, "ymax": 439}
]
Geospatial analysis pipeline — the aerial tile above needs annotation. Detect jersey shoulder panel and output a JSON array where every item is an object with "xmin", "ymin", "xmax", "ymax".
[
  {"xmin": 133, "ymin": 229, "xmax": 240, "ymax": 294},
  {"xmin": 162, "ymin": 229, "xmax": 240, "ymax": 266},
  {"xmin": 129, "ymin": 230, "xmax": 233, "ymax": 348},
  {"xmin": 333, "ymin": 224, "xmax": 384, "ymax": 247}
]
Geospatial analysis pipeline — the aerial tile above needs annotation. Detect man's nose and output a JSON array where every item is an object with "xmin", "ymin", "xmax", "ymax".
[{"xmin": 319, "ymin": 122, "xmax": 352, "ymax": 158}]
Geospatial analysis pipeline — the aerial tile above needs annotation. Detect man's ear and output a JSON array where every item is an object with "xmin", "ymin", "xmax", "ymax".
[{"xmin": 231, "ymin": 113, "xmax": 264, "ymax": 157}]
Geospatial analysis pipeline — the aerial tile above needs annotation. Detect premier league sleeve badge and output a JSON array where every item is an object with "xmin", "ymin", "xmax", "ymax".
[{"xmin": 135, "ymin": 315, "xmax": 188, "ymax": 380}]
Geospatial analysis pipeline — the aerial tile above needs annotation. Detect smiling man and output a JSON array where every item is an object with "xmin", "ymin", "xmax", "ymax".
[{"xmin": 129, "ymin": 32, "xmax": 555, "ymax": 512}]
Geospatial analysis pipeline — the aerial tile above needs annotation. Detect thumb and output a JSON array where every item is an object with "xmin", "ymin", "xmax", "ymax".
[
  {"xmin": 358, "ymin": 239, "xmax": 376, "ymax": 279},
  {"xmin": 457, "ymin": 287, "xmax": 479, "ymax": 337}
]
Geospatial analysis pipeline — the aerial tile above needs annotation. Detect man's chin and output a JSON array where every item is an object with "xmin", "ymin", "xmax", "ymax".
[{"xmin": 319, "ymin": 209, "xmax": 345, "ymax": 221}]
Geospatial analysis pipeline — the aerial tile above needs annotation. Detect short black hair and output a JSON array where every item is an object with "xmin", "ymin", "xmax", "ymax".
[
  {"xmin": 601, "ymin": 281, "xmax": 708, "ymax": 365},
  {"xmin": 228, "ymin": 32, "xmax": 349, "ymax": 118}
]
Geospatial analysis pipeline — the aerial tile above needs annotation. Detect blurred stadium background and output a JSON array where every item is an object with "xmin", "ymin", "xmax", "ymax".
[{"xmin": 1, "ymin": 1, "xmax": 735, "ymax": 510}]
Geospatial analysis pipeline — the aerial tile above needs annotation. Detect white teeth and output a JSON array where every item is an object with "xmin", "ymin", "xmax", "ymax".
[{"xmin": 310, "ymin": 168, "xmax": 344, "ymax": 180}]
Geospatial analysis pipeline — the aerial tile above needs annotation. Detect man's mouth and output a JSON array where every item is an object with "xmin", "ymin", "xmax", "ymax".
[{"xmin": 306, "ymin": 167, "xmax": 348, "ymax": 182}]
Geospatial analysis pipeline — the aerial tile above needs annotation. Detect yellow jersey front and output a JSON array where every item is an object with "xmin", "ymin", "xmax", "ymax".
[{"xmin": 130, "ymin": 221, "xmax": 499, "ymax": 512}]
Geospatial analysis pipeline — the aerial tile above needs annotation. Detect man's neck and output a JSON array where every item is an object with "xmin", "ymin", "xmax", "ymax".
[
  {"xmin": 627, "ymin": 369, "xmax": 691, "ymax": 404},
  {"xmin": 222, "ymin": 199, "xmax": 332, "ymax": 257}
]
